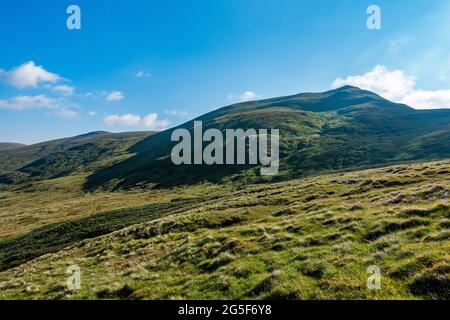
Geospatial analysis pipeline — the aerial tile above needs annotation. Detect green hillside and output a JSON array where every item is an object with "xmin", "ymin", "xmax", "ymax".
[
  {"xmin": 0, "ymin": 159, "xmax": 448, "ymax": 299},
  {"xmin": 3, "ymin": 86, "xmax": 450, "ymax": 190},
  {"xmin": 0, "ymin": 86, "xmax": 449, "ymax": 300},
  {"xmin": 84, "ymin": 86, "xmax": 450, "ymax": 190},
  {"xmin": 0, "ymin": 131, "xmax": 154, "ymax": 185},
  {"xmin": 0, "ymin": 143, "xmax": 26, "ymax": 152}
]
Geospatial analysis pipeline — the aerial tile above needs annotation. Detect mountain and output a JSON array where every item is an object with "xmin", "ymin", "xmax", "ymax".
[
  {"xmin": 0, "ymin": 131, "xmax": 155, "ymax": 184},
  {"xmin": 1, "ymin": 86, "xmax": 449, "ymax": 300},
  {"xmin": 0, "ymin": 143, "xmax": 26, "ymax": 152},
  {"xmin": 2, "ymin": 86, "xmax": 450, "ymax": 190},
  {"xmin": 83, "ymin": 86, "xmax": 450, "ymax": 189}
]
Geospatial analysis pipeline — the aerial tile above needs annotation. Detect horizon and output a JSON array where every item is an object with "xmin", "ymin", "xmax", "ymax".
[
  {"xmin": 2, "ymin": 0, "xmax": 450, "ymax": 144},
  {"xmin": 1, "ymin": 84, "xmax": 449, "ymax": 146},
  {"xmin": 0, "ymin": 85, "xmax": 393, "ymax": 145}
]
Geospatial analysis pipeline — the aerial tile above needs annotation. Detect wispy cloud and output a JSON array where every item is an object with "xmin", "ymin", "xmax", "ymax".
[
  {"xmin": 227, "ymin": 91, "xmax": 259, "ymax": 102},
  {"xmin": 332, "ymin": 65, "xmax": 450, "ymax": 109},
  {"xmin": 104, "ymin": 113, "xmax": 170, "ymax": 130},
  {"xmin": 52, "ymin": 85, "xmax": 75, "ymax": 96},
  {"xmin": 53, "ymin": 108, "xmax": 78, "ymax": 119},
  {"xmin": 387, "ymin": 35, "xmax": 412, "ymax": 56},
  {"xmin": 0, "ymin": 61, "xmax": 61, "ymax": 88},
  {"xmin": 164, "ymin": 109, "xmax": 196, "ymax": 119},
  {"xmin": 142, "ymin": 113, "xmax": 171, "ymax": 130},
  {"xmin": 104, "ymin": 114, "xmax": 141, "ymax": 126},
  {"xmin": 0, "ymin": 94, "xmax": 59, "ymax": 111},
  {"xmin": 0, "ymin": 62, "xmax": 80, "ymax": 118},
  {"xmin": 0, "ymin": 95, "xmax": 59, "ymax": 111},
  {"xmin": 0, "ymin": 94, "xmax": 78, "ymax": 118},
  {"xmin": 136, "ymin": 70, "xmax": 151, "ymax": 78},
  {"xmin": 105, "ymin": 91, "xmax": 124, "ymax": 101}
]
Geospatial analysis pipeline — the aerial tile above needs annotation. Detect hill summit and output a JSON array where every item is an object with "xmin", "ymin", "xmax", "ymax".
[{"xmin": 83, "ymin": 86, "xmax": 450, "ymax": 189}]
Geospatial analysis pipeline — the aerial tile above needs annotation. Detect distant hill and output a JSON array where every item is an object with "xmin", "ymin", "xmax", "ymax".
[
  {"xmin": 0, "ymin": 131, "xmax": 155, "ymax": 184},
  {"xmin": 83, "ymin": 86, "xmax": 450, "ymax": 189},
  {"xmin": 0, "ymin": 143, "xmax": 26, "ymax": 152}
]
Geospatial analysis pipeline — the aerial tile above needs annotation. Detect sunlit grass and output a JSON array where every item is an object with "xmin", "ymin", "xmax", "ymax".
[{"xmin": 0, "ymin": 160, "xmax": 449, "ymax": 299}]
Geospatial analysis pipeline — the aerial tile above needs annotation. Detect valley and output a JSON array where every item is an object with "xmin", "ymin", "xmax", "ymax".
[{"xmin": 0, "ymin": 86, "xmax": 449, "ymax": 300}]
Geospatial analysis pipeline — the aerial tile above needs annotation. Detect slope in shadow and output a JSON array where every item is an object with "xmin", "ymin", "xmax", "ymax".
[{"xmin": 0, "ymin": 196, "xmax": 217, "ymax": 271}]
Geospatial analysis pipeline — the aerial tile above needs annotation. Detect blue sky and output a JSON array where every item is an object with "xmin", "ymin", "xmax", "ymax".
[{"xmin": 1, "ymin": 0, "xmax": 450, "ymax": 144}]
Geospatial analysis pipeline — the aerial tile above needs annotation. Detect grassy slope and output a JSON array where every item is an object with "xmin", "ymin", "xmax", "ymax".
[
  {"xmin": 0, "ymin": 159, "xmax": 448, "ymax": 299},
  {"xmin": 84, "ymin": 86, "xmax": 450, "ymax": 190},
  {"xmin": 0, "ymin": 143, "xmax": 26, "ymax": 152},
  {"xmin": 0, "ymin": 87, "xmax": 449, "ymax": 300},
  {"xmin": 0, "ymin": 131, "xmax": 153, "ymax": 184}
]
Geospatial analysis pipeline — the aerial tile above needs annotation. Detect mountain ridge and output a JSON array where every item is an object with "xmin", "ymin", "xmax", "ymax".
[
  {"xmin": 84, "ymin": 86, "xmax": 450, "ymax": 189},
  {"xmin": 0, "ymin": 143, "xmax": 26, "ymax": 152},
  {"xmin": 2, "ymin": 86, "xmax": 450, "ymax": 189},
  {"xmin": 0, "ymin": 131, "xmax": 155, "ymax": 184}
]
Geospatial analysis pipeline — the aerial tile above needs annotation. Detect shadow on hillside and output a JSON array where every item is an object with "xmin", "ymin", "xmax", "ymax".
[
  {"xmin": 0, "ymin": 196, "xmax": 214, "ymax": 271},
  {"xmin": 83, "ymin": 128, "xmax": 261, "ymax": 191}
]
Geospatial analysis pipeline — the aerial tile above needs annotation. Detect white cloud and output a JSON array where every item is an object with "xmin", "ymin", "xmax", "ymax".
[
  {"xmin": 401, "ymin": 89, "xmax": 450, "ymax": 109},
  {"xmin": 164, "ymin": 109, "xmax": 196, "ymax": 119},
  {"xmin": 142, "ymin": 113, "xmax": 171, "ymax": 130},
  {"xmin": 52, "ymin": 85, "xmax": 75, "ymax": 96},
  {"xmin": 227, "ymin": 91, "xmax": 259, "ymax": 102},
  {"xmin": 0, "ymin": 61, "xmax": 61, "ymax": 88},
  {"xmin": 0, "ymin": 94, "xmax": 59, "ymax": 111},
  {"xmin": 104, "ymin": 113, "xmax": 171, "ymax": 130},
  {"xmin": 240, "ymin": 91, "xmax": 257, "ymax": 101},
  {"xmin": 104, "ymin": 114, "xmax": 141, "ymax": 126},
  {"xmin": 332, "ymin": 65, "xmax": 415, "ymax": 102},
  {"xmin": 83, "ymin": 92, "xmax": 101, "ymax": 101},
  {"xmin": 0, "ymin": 94, "xmax": 78, "ymax": 118},
  {"xmin": 332, "ymin": 65, "xmax": 450, "ymax": 109},
  {"xmin": 136, "ymin": 70, "xmax": 151, "ymax": 78},
  {"xmin": 88, "ymin": 111, "xmax": 97, "ymax": 116},
  {"xmin": 54, "ymin": 108, "xmax": 78, "ymax": 119},
  {"xmin": 0, "ymin": 62, "xmax": 81, "ymax": 118},
  {"xmin": 106, "ymin": 91, "xmax": 124, "ymax": 101}
]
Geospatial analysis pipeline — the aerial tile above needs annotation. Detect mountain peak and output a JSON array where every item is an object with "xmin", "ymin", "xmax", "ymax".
[
  {"xmin": 326, "ymin": 85, "xmax": 382, "ymax": 98},
  {"xmin": 332, "ymin": 85, "xmax": 362, "ymax": 91},
  {"xmin": 253, "ymin": 85, "xmax": 390, "ymax": 113}
]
